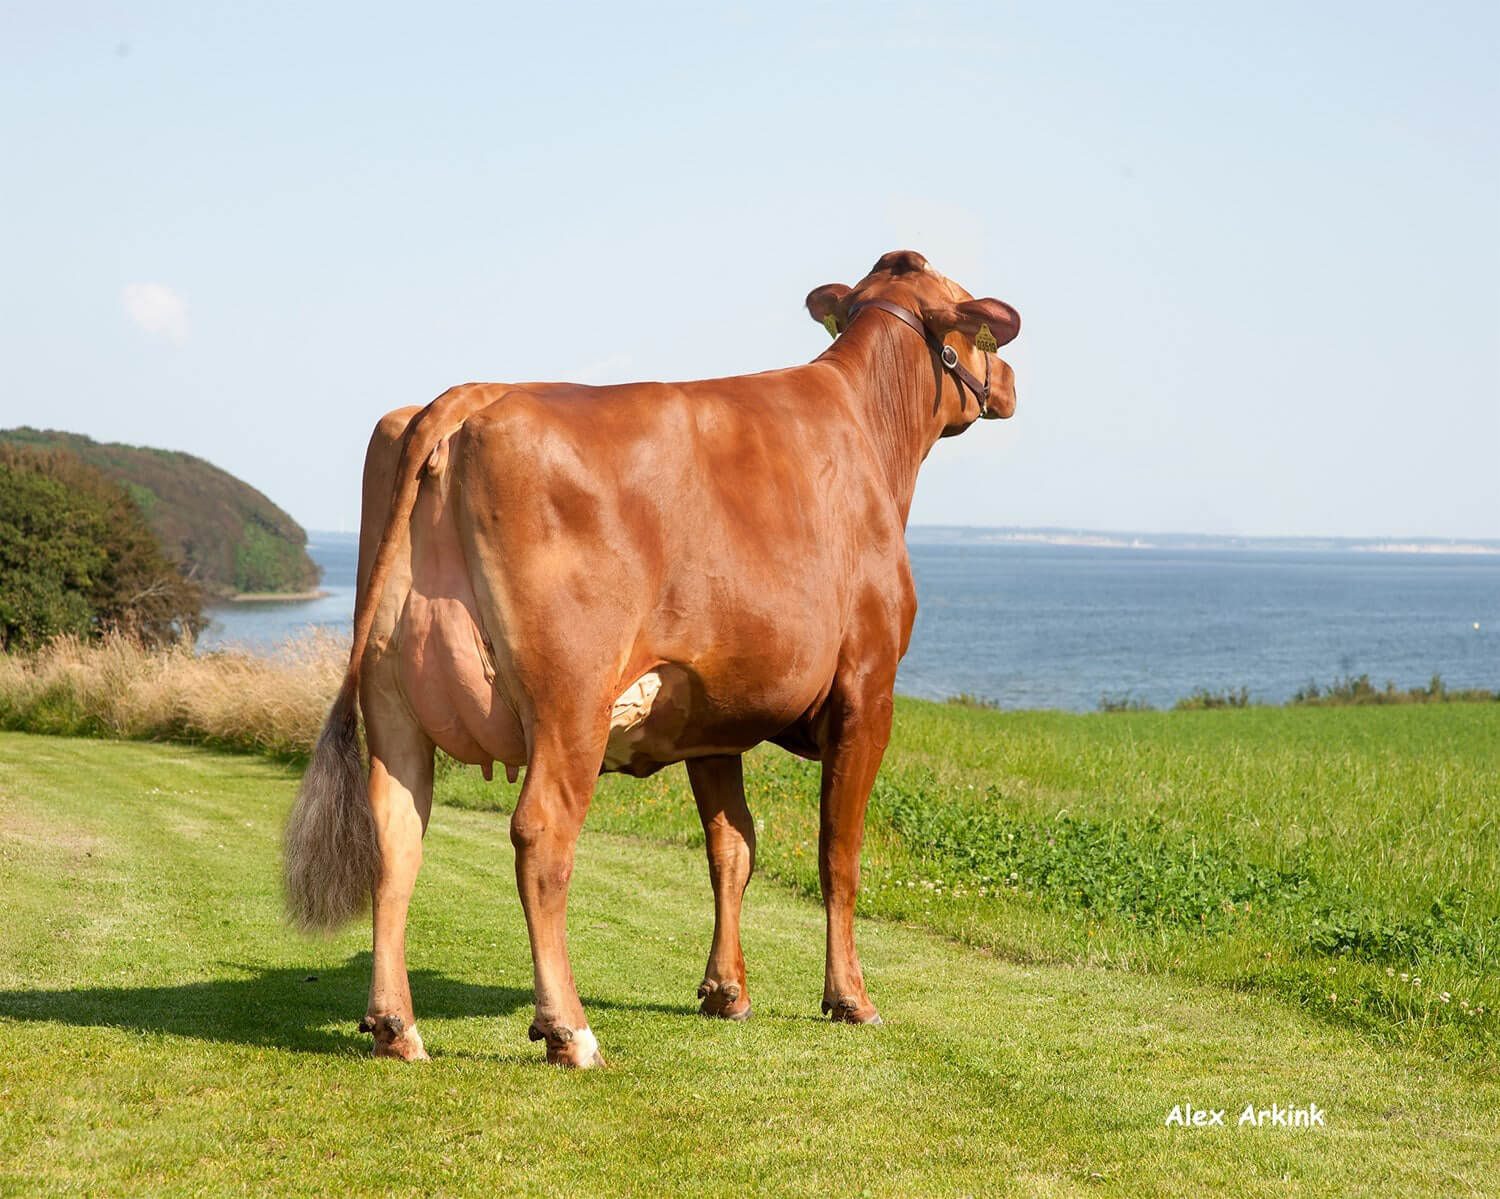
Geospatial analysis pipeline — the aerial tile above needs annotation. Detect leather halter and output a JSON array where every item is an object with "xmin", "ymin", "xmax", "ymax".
[{"xmin": 845, "ymin": 298, "xmax": 992, "ymax": 415}]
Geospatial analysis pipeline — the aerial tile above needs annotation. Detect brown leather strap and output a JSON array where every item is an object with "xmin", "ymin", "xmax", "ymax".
[{"xmin": 846, "ymin": 299, "xmax": 991, "ymax": 414}]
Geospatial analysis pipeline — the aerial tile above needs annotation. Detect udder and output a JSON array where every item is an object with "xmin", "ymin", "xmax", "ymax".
[{"xmin": 395, "ymin": 588, "xmax": 526, "ymax": 769}]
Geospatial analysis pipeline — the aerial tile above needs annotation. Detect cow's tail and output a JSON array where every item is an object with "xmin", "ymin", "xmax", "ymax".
[
  {"xmin": 283, "ymin": 394, "xmax": 464, "ymax": 933},
  {"xmin": 283, "ymin": 681, "xmax": 375, "ymax": 932}
]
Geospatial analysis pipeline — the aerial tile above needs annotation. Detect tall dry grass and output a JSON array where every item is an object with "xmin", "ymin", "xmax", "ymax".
[{"xmin": 0, "ymin": 632, "xmax": 344, "ymax": 760}]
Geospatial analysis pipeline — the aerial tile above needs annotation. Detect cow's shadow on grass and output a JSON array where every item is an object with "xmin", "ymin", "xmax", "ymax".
[{"xmin": 0, "ymin": 952, "xmax": 685, "ymax": 1057}]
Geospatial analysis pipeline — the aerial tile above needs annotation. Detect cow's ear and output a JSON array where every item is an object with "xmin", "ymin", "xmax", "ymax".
[
  {"xmin": 806, "ymin": 283, "xmax": 852, "ymax": 337},
  {"xmin": 921, "ymin": 297, "xmax": 1021, "ymax": 350}
]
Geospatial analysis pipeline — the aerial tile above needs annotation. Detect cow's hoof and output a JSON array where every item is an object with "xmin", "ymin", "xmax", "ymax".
[
  {"xmin": 529, "ymin": 1021, "xmax": 605, "ymax": 1069},
  {"xmin": 823, "ymin": 995, "xmax": 882, "ymax": 1025},
  {"xmin": 360, "ymin": 1014, "xmax": 430, "ymax": 1061},
  {"xmin": 697, "ymin": 979, "xmax": 752, "ymax": 1021}
]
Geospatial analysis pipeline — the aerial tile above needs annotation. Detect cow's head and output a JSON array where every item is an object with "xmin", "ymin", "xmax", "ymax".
[{"xmin": 805, "ymin": 250, "xmax": 1019, "ymax": 427}]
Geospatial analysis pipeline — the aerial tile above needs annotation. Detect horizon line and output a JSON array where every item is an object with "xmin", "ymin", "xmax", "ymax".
[{"xmin": 306, "ymin": 523, "xmax": 1500, "ymax": 550}]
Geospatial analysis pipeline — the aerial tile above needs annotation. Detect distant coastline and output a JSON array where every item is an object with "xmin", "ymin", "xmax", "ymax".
[
  {"xmin": 906, "ymin": 525, "xmax": 1500, "ymax": 556},
  {"xmin": 1350, "ymin": 543, "xmax": 1499, "ymax": 556},
  {"xmin": 215, "ymin": 589, "xmax": 331, "ymax": 605}
]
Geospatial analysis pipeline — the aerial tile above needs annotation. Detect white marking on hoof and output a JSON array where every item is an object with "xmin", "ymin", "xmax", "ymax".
[
  {"xmin": 370, "ymin": 1020, "xmax": 429, "ymax": 1061},
  {"xmin": 573, "ymin": 1025, "xmax": 601, "ymax": 1067}
]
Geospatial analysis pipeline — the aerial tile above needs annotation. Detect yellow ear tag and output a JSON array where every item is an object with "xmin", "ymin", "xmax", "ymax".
[
  {"xmin": 974, "ymin": 323, "xmax": 999, "ymax": 354},
  {"xmin": 822, "ymin": 314, "xmax": 840, "ymax": 339}
]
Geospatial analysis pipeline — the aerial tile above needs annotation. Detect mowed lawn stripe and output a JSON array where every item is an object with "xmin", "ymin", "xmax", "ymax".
[{"xmin": 0, "ymin": 733, "xmax": 1495, "ymax": 1197}]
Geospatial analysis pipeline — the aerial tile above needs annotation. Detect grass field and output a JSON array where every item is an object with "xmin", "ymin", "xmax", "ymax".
[
  {"xmin": 2, "ymin": 723, "xmax": 1497, "ymax": 1196},
  {"xmin": 448, "ymin": 699, "xmax": 1500, "ymax": 1062}
]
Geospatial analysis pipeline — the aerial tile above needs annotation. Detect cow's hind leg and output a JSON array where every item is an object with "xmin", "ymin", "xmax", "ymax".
[
  {"xmin": 512, "ymin": 721, "xmax": 609, "ymax": 1068},
  {"xmin": 687, "ymin": 755, "xmax": 755, "ymax": 1020},
  {"xmin": 362, "ymin": 692, "xmax": 435, "ymax": 1061}
]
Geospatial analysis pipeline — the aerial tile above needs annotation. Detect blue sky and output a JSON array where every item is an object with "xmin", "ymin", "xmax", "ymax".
[{"xmin": 1, "ymin": 2, "xmax": 1496, "ymax": 537}]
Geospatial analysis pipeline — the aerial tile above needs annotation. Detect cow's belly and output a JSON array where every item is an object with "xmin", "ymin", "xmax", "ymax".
[
  {"xmin": 394, "ymin": 578, "xmax": 834, "ymax": 776},
  {"xmin": 600, "ymin": 642, "xmax": 838, "ymax": 777},
  {"xmin": 398, "ymin": 628, "xmax": 818, "ymax": 779}
]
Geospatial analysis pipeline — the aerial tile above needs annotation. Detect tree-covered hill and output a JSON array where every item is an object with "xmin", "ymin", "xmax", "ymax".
[
  {"xmin": 0, "ymin": 428, "xmax": 320, "ymax": 598},
  {"xmin": 0, "ymin": 444, "xmax": 203, "ymax": 649}
]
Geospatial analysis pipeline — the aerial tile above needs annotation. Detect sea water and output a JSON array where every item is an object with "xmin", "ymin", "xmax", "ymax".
[{"xmin": 201, "ymin": 532, "xmax": 1499, "ymax": 712}]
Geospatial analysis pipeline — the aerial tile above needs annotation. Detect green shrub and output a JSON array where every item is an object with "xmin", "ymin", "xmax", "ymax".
[
  {"xmin": 1098, "ymin": 693, "xmax": 1154, "ymax": 712},
  {"xmin": 1174, "ymin": 686, "xmax": 1251, "ymax": 711},
  {"xmin": 1291, "ymin": 673, "xmax": 1497, "ymax": 706},
  {"xmin": 0, "ymin": 445, "xmax": 203, "ymax": 650},
  {"xmin": 944, "ymin": 691, "xmax": 999, "ymax": 710}
]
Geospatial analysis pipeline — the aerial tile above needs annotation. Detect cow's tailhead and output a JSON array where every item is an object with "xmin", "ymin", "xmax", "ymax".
[{"xmin": 806, "ymin": 250, "xmax": 1019, "ymax": 427}]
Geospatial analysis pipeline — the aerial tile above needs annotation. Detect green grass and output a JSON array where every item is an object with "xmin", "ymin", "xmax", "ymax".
[
  {"xmin": 444, "ymin": 700, "xmax": 1500, "ymax": 1061},
  {"xmin": 2, "ymin": 731, "xmax": 1498, "ymax": 1196}
]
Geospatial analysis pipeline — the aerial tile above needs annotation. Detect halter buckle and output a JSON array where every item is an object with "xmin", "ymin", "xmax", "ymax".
[{"xmin": 940, "ymin": 345, "xmax": 958, "ymax": 369}]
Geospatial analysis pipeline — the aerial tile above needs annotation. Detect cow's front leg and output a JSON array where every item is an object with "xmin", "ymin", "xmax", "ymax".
[
  {"xmin": 817, "ymin": 677, "xmax": 894, "ymax": 1025},
  {"xmin": 363, "ymin": 705, "xmax": 435, "ymax": 1061},
  {"xmin": 512, "ymin": 723, "xmax": 607, "ymax": 1068},
  {"xmin": 687, "ymin": 754, "xmax": 755, "ymax": 1020}
]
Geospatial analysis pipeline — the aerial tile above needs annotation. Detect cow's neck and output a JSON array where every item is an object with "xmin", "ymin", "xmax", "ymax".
[{"xmin": 819, "ymin": 315, "xmax": 948, "ymax": 524}]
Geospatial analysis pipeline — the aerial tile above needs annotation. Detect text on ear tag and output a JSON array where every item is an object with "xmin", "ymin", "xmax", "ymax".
[
  {"xmin": 822, "ymin": 314, "xmax": 840, "ymax": 339},
  {"xmin": 974, "ymin": 323, "xmax": 999, "ymax": 354}
]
